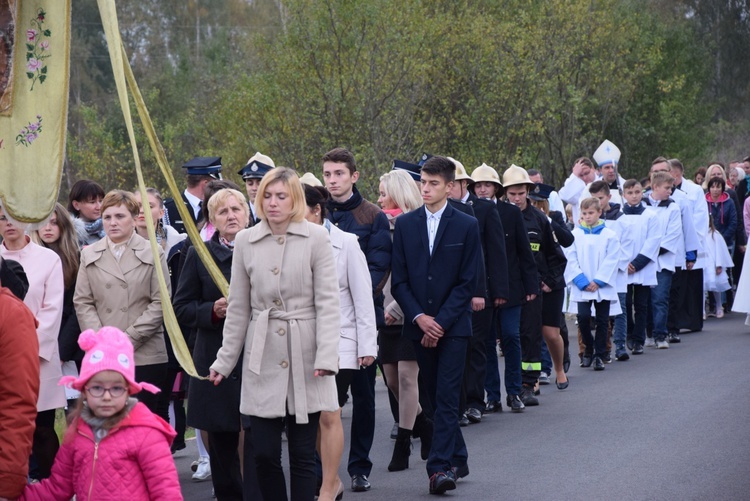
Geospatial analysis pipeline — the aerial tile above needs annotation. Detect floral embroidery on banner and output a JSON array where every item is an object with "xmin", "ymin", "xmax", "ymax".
[
  {"xmin": 25, "ymin": 9, "xmax": 50, "ymax": 91},
  {"xmin": 16, "ymin": 114, "xmax": 42, "ymax": 146}
]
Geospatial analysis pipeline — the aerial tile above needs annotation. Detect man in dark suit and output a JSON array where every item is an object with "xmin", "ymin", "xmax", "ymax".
[
  {"xmin": 448, "ymin": 159, "xmax": 509, "ymax": 425},
  {"xmin": 392, "ymin": 156, "xmax": 481, "ymax": 495},
  {"xmin": 163, "ymin": 156, "xmax": 222, "ymax": 235}
]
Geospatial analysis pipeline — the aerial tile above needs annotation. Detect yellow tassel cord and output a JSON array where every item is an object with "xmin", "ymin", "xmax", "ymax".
[{"xmin": 97, "ymin": 0, "xmax": 228, "ymax": 378}]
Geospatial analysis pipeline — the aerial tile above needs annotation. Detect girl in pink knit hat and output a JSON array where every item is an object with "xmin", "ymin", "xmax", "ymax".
[{"xmin": 17, "ymin": 326, "xmax": 183, "ymax": 501}]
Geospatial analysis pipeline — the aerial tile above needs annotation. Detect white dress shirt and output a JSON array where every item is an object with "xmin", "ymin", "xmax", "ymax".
[{"xmin": 425, "ymin": 202, "xmax": 448, "ymax": 255}]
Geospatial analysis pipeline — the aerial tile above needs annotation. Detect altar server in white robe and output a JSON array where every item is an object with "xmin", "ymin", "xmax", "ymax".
[{"xmin": 564, "ymin": 197, "xmax": 621, "ymax": 370}]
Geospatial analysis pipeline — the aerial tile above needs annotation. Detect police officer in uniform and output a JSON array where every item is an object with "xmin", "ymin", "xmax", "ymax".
[
  {"xmin": 163, "ymin": 156, "xmax": 222, "ymax": 235},
  {"xmin": 238, "ymin": 152, "xmax": 275, "ymax": 226},
  {"xmin": 502, "ymin": 165, "xmax": 561, "ymax": 406}
]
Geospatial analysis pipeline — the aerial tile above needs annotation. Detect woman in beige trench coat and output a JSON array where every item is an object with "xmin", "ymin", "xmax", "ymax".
[
  {"xmin": 74, "ymin": 190, "xmax": 170, "ymax": 420},
  {"xmin": 210, "ymin": 167, "xmax": 340, "ymax": 501}
]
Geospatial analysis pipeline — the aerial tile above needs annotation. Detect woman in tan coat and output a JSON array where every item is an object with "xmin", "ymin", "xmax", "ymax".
[
  {"xmin": 74, "ymin": 190, "xmax": 170, "ymax": 420},
  {"xmin": 210, "ymin": 167, "xmax": 340, "ymax": 501}
]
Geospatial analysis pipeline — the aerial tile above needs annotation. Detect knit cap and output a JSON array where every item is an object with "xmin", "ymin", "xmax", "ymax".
[{"xmin": 59, "ymin": 326, "xmax": 160, "ymax": 395}]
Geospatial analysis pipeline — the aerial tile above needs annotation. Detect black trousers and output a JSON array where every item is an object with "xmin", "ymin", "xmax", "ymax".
[
  {"xmin": 208, "ymin": 431, "xmax": 243, "ymax": 501},
  {"xmin": 578, "ymin": 300, "xmax": 610, "ymax": 358},
  {"xmin": 519, "ymin": 294, "xmax": 543, "ymax": 386},
  {"xmin": 626, "ymin": 284, "xmax": 651, "ymax": 344},
  {"xmin": 461, "ymin": 306, "xmax": 493, "ymax": 411},
  {"xmin": 249, "ymin": 412, "xmax": 320, "ymax": 501},
  {"xmin": 340, "ymin": 364, "xmax": 375, "ymax": 477},
  {"xmin": 240, "ymin": 415, "xmax": 264, "ymax": 501},
  {"xmin": 678, "ymin": 268, "xmax": 704, "ymax": 332},
  {"xmin": 134, "ymin": 363, "xmax": 169, "ymax": 422}
]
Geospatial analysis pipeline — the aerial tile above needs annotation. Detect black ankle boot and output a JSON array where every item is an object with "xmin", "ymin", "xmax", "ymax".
[
  {"xmin": 388, "ymin": 427, "xmax": 412, "ymax": 471},
  {"xmin": 413, "ymin": 412, "xmax": 433, "ymax": 461}
]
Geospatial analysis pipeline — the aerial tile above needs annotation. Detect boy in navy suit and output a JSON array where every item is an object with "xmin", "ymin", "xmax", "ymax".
[{"xmin": 391, "ymin": 156, "xmax": 481, "ymax": 495}]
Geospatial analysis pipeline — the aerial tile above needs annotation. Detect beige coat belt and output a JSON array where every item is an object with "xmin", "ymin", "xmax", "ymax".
[{"xmin": 249, "ymin": 306, "xmax": 317, "ymax": 423}]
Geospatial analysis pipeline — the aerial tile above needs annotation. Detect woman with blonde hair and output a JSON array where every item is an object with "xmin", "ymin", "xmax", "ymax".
[
  {"xmin": 377, "ymin": 169, "xmax": 433, "ymax": 471},
  {"xmin": 210, "ymin": 167, "xmax": 341, "ymax": 501}
]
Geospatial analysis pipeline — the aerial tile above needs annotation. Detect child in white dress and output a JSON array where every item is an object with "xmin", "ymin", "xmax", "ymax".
[{"xmin": 703, "ymin": 216, "xmax": 733, "ymax": 319}]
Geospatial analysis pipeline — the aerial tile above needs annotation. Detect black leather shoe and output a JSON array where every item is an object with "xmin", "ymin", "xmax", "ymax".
[
  {"xmin": 459, "ymin": 413, "xmax": 469, "ymax": 427},
  {"xmin": 632, "ymin": 343, "xmax": 644, "ymax": 355},
  {"xmin": 506, "ymin": 394, "xmax": 525, "ymax": 412},
  {"xmin": 447, "ymin": 464, "xmax": 469, "ymax": 482},
  {"xmin": 351, "ymin": 474, "xmax": 371, "ymax": 492},
  {"xmin": 602, "ymin": 352, "xmax": 612, "ymax": 364},
  {"xmin": 520, "ymin": 386, "xmax": 539, "ymax": 406},
  {"xmin": 465, "ymin": 407, "xmax": 482, "ymax": 423},
  {"xmin": 170, "ymin": 440, "xmax": 186, "ymax": 454},
  {"xmin": 668, "ymin": 332, "xmax": 681, "ymax": 343},
  {"xmin": 580, "ymin": 355, "xmax": 593, "ymax": 368},
  {"xmin": 484, "ymin": 400, "xmax": 502, "ymax": 413},
  {"xmin": 556, "ymin": 377, "xmax": 569, "ymax": 390},
  {"xmin": 429, "ymin": 472, "xmax": 456, "ymax": 495},
  {"xmin": 593, "ymin": 357, "xmax": 605, "ymax": 371}
]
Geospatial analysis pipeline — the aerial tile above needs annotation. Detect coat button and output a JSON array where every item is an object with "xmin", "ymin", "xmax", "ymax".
[
  {"xmin": 273, "ymin": 299, "xmax": 281, "ymax": 306},
  {"xmin": 280, "ymin": 361, "xmax": 289, "ymax": 369},
  {"xmin": 272, "ymin": 267, "xmax": 279, "ymax": 275},
  {"xmin": 121, "ymin": 307, "xmax": 128, "ymax": 312},
  {"xmin": 278, "ymin": 328, "xmax": 286, "ymax": 336},
  {"xmin": 105, "ymin": 283, "xmax": 111, "ymax": 289},
  {"xmin": 427, "ymin": 299, "xmax": 433, "ymax": 304},
  {"xmin": 106, "ymin": 308, "xmax": 112, "ymax": 313},
  {"xmin": 427, "ymin": 275, "xmax": 432, "ymax": 280},
  {"xmin": 277, "ymin": 237, "xmax": 285, "ymax": 244},
  {"xmin": 121, "ymin": 283, "xmax": 127, "ymax": 289}
]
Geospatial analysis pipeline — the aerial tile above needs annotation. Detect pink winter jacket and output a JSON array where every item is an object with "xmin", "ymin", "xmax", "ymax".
[{"xmin": 21, "ymin": 402, "xmax": 183, "ymax": 501}]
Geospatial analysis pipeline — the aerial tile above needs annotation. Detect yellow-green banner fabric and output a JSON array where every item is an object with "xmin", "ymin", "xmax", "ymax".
[{"xmin": 0, "ymin": 0, "xmax": 70, "ymax": 223}]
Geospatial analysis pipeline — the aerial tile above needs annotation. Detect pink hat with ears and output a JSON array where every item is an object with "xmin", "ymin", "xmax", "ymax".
[{"xmin": 59, "ymin": 326, "xmax": 160, "ymax": 395}]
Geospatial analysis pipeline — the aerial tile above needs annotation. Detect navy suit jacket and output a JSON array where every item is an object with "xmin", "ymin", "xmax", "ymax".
[
  {"xmin": 391, "ymin": 202, "xmax": 481, "ymax": 341},
  {"xmin": 466, "ymin": 194, "xmax": 509, "ymax": 301}
]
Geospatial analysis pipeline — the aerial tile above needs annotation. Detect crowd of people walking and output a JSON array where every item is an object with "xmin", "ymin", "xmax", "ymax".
[{"xmin": 2, "ymin": 143, "xmax": 750, "ymax": 500}]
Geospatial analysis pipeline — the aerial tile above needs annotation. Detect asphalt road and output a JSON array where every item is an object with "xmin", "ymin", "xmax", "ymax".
[{"xmin": 177, "ymin": 312, "xmax": 750, "ymax": 500}]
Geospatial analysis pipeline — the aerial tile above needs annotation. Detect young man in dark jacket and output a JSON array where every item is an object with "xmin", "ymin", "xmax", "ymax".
[{"xmin": 323, "ymin": 147, "xmax": 391, "ymax": 493}]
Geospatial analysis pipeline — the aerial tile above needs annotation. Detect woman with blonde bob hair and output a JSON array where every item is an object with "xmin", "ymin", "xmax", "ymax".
[
  {"xmin": 210, "ymin": 167, "xmax": 341, "ymax": 501},
  {"xmin": 379, "ymin": 170, "xmax": 423, "ymax": 214},
  {"xmin": 377, "ymin": 168, "xmax": 433, "ymax": 472},
  {"xmin": 254, "ymin": 166, "xmax": 308, "ymax": 223}
]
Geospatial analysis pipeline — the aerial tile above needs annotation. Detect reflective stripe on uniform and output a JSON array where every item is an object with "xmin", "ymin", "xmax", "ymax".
[{"xmin": 522, "ymin": 361, "xmax": 542, "ymax": 371}]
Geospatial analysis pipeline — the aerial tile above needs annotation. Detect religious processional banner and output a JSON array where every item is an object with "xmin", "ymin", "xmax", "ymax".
[{"xmin": 0, "ymin": 0, "xmax": 70, "ymax": 223}]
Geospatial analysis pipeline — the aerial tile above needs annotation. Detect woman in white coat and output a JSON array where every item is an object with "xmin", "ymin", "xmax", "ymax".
[
  {"xmin": 303, "ymin": 184, "xmax": 377, "ymax": 501},
  {"xmin": 0, "ymin": 206, "xmax": 66, "ymax": 479}
]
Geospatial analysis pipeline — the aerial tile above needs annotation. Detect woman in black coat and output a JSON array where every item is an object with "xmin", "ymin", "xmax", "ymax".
[{"xmin": 173, "ymin": 188, "xmax": 260, "ymax": 501}]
